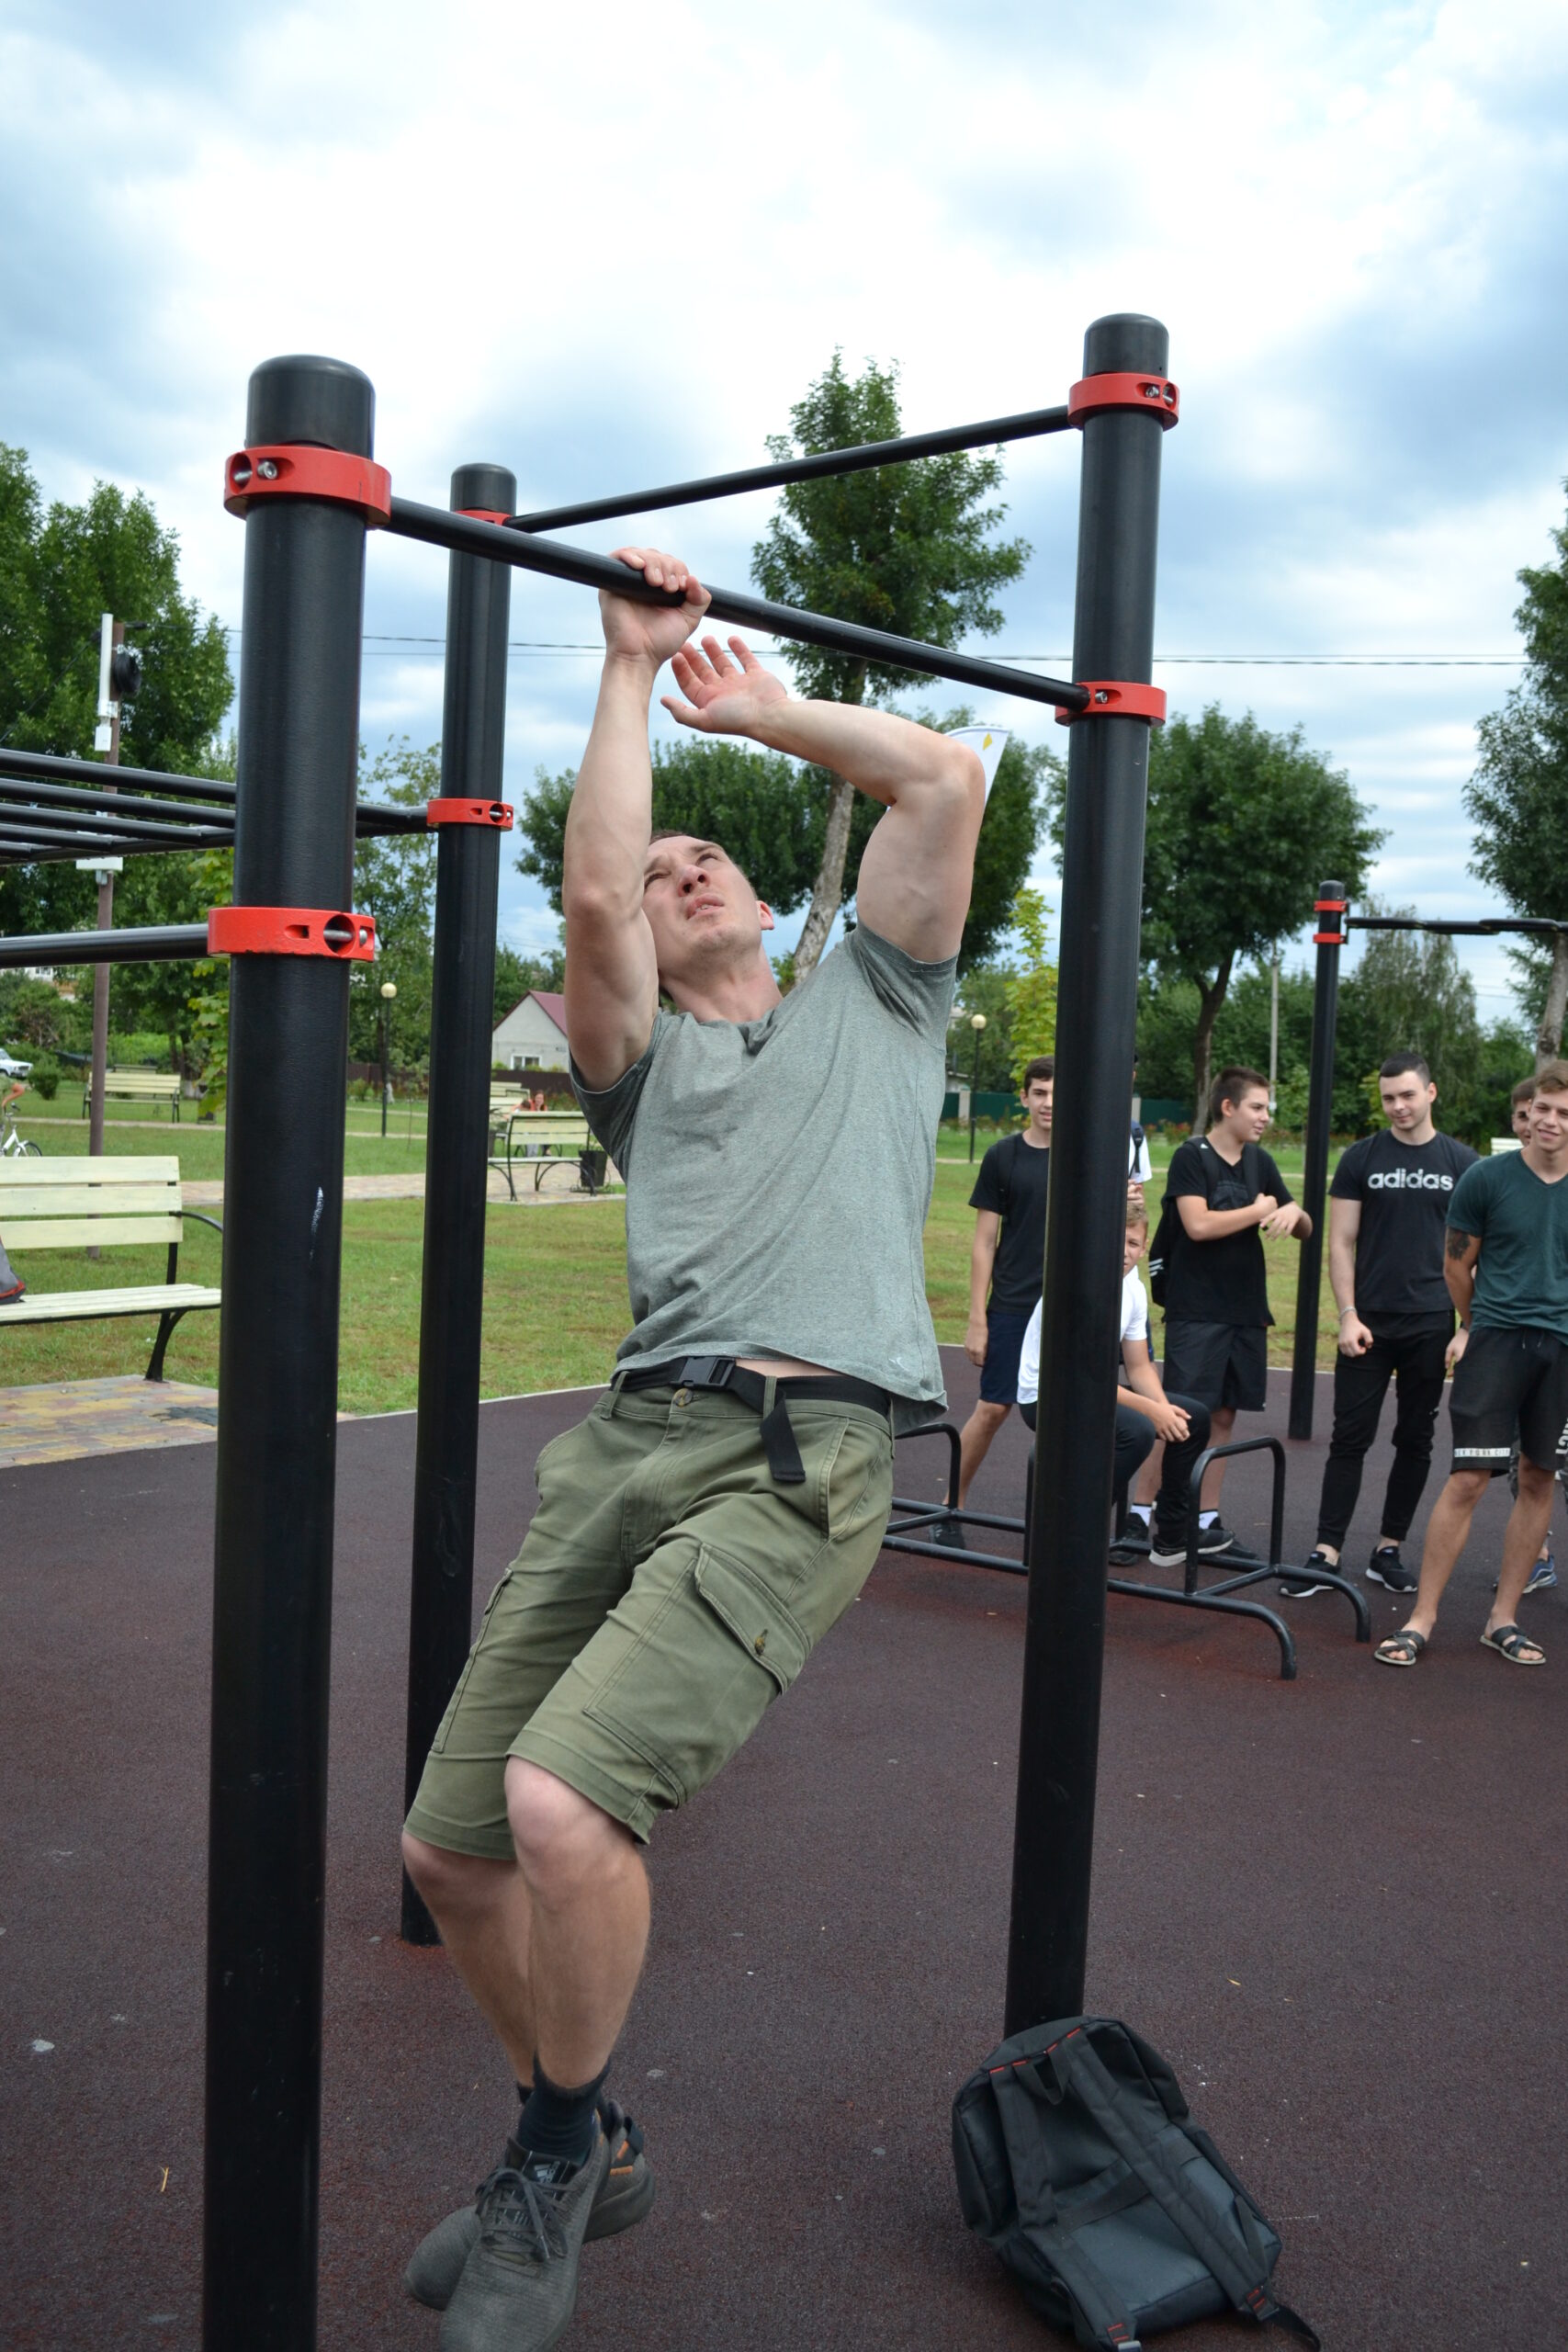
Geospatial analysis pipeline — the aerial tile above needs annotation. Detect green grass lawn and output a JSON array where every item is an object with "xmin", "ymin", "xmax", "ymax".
[{"xmin": 3, "ymin": 1120, "xmax": 1347, "ymax": 1410}]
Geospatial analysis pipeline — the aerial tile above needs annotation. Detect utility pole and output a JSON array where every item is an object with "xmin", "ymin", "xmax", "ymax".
[
  {"xmin": 85, "ymin": 615, "xmax": 142, "ymax": 1161},
  {"xmin": 1269, "ymin": 944, "xmax": 1280, "ymax": 1116}
]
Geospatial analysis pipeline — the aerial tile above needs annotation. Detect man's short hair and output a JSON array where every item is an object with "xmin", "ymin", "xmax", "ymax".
[
  {"xmin": 1021, "ymin": 1056, "xmax": 1055, "ymax": 1092},
  {"xmin": 1512, "ymin": 1074, "xmax": 1540, "ymax": 1107},
  {"xmin": 1533, "ymin": 1059, "xmax": 1568, "ymax": 1099},
  {"xmin": 1380, "ymin": 1051, "xmax": 1431, "ymax": 1085},
  {"xmin": 1209, "ymin": 1064, "xmax": 1269, "ymax": 1123}
]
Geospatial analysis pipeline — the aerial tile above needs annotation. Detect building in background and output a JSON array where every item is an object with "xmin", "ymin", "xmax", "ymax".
[{"xmin": 492, "ymin": 989, "xmax": 570, "ymax": 1072}]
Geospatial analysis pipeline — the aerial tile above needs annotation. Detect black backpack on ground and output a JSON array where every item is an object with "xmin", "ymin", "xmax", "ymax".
[
  {"xmin": 953, "ymin": 2016, "xmax": 1320, "ymax": 2350},
  {"xmin": 1146, "ymin": 1141, "xmax": 1263, "ymax": 1310}
]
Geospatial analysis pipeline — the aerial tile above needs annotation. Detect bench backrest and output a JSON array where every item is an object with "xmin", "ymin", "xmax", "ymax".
[
  {"xmin": 89, "ymin": 1069, "xmax": 181, "ymax": 1096},
  {"xmin": 0, "ymin": 1156, "xmax": 186, "ymax": 1251}
]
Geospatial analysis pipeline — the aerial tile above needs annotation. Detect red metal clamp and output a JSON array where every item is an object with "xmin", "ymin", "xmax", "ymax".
[
  {"xmin": 207, "ymin": 907, "xmax": 378, "ymax": 962},
  {"xmin": 1314, "ymin": 896, "xmax": 1348, "ymax": 945},
  {"xmin": 1055, "ymin": 681, "xmax": 1168, "ymax": 726},
  {"xmin": 1067, "ymin": 373, "xmax": 1179, "ymax": 429},
  {"xmin": 457, "ymin": 509, "xmax": 514, "ymax": 528},
  {"xmin": 223, "ymin": 446, "xmax": 393, "ymax": 525},
  {"xmin": 426, "ymin": 798, "xmax": 514, "ymax": 830}
]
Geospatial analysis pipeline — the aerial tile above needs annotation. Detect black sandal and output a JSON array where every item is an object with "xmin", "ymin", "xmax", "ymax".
[
  {"xmin": 1373, "ymin": 1629, "xmax": 1427, "ymax": 1668},
  {"xmin": 1480, "ymin": 1623, "xmax": 1545, "ymax": 1667}
]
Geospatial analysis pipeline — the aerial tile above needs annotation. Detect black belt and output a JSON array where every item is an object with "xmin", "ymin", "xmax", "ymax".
[{"xmin": 614, "ymin": 1356, "xmax": 893, "ymax": 1487}]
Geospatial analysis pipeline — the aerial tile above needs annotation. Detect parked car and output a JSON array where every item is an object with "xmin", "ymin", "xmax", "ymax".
[{"xmin": 0, "ymin": 1048, "xmax": 34, "ymax": 1080}]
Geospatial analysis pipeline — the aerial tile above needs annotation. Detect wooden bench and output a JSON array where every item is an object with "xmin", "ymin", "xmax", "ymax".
[
  {"xmin": 0, "ymin": 1156, "xmax": 221, "ymax": 1379},
  {"xmin": 82, "ymin": 1068, "xmax": 185, "ymax": 1122},
  {"xmin": 488, "ymin": 1109, "xmax": 608, "ymax": 1199}
]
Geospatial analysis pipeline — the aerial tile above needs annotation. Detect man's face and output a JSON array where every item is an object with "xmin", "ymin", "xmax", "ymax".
[
  {"xmin": 1123, "ymin": 1223, "xmax": 1147, "ymax": 1275},
  {"xmin": 1223, "ymin": 1086, "xmax": 1271, "ymax": 1142},
  {"xmin": 1023, "ymin": 1078, "xmax": 1053, "ymax": 1138},
  {"xmin": 640, "ymin": 836, "xmax": 773, "ymax": 990},
  {"xmin": 1529, "ymin": 1087, "xmax": 1568, "ymax": 1153},
  {"xmin": 1512, "ymin": 1094, "xmax": 1535, "ymax": 1140},
  {"xmin": 1380, "ymin": 1070, "xmax": 1437, "ymax": 1133}
]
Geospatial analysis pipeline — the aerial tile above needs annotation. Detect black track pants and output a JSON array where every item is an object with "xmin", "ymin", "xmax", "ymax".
[{"xmin": 1315, "ymin": 1324, "xmax": 1450, "ymax": 1552}]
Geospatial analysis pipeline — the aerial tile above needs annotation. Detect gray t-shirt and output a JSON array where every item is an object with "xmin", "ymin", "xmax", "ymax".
[{"xmin": 572, "ymin": 922, "xmax": 955, "ymax": 1424}]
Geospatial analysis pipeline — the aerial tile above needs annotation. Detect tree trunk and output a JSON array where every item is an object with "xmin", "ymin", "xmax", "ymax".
[
  {"xmin": 1536, "ymin": 933, "xmax": 1568, "ymax": 1067},
  {"xmin": 791, "ymin": 775, "xmax": 857, "ymax": 982},
  {"xmin": 1190, "ymin": 953, "xmax": 1235, "ymax": 1128}
]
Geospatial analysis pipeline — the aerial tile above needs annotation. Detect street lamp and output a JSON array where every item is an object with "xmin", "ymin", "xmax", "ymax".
[
  {"xmin": 968, "ymin": 1011, "xmax": 987, "ymax": 1163},
  {"xmin": 379, "ymin": 980, "xmax": 398, "ymax": 1137}
]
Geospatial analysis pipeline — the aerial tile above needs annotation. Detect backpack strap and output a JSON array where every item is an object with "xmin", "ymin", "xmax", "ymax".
[
  {"xmin": 990, "ymin": 2067, "xmax": 1146, "ymax": 2351},
  {"xmin": 1040, "ymin": 2032, "xmax": 1319, "ymax": 2348}
]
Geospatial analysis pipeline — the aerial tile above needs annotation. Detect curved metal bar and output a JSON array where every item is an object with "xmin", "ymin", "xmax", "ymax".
[{"xmin": 1106, "ymin": 1576, "xmax": 1298, "ymax": 1679}]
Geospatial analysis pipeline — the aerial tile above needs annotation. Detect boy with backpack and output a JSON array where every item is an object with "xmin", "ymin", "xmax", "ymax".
[{"xmin": 1144, "ymin": 1065, "xmax": 1309, "ymax": 1567}]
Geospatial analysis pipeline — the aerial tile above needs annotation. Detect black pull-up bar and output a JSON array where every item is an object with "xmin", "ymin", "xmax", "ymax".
[
  {"xmin": 507, "ymin": 401, "xmax": 1074, "ymax": 535},
  {"xmin": 0, "ymin": 922, "xmax": 210, "ymax": 967},
  {"xmin": 382, "ymin": 500, "xmax": 1089, "ymax": 713}
]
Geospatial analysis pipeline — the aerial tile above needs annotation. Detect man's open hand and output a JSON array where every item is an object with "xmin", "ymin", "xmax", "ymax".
[
  {"xmin": 600, "ymin": 547, "xmax": 709, "ymax": 669},
  {"xmin": 662, "ymin": 634, "xmax": 788, "ymax": 735}
]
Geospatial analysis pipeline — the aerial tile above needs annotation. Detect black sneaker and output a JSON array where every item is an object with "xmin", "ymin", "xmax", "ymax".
[
  {"xmin": 1195, "ymin": 1519, "xmax": 1238, "ymax": 1557},
  {"xmin": 1280, "ymin": 1550, "xmax": 1335, "ymax": 1599},
  {"xmin": 1367, "ymin": 1544, "xmax": 1418, "ymax": 1594},
  {"xmin": 931, "ymin": 1516, "xmax": 967, "ymax": 1551}
]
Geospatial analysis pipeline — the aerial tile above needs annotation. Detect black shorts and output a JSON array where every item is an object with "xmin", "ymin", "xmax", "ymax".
[
  {"xmin": 1450, "ymin": 1324, "xmax": 1568, "ymax": 1476},
  {"xmin": 980, "ymin": 1306, "xmax": 1034, "ymax": 1405},
  {"xmin": 1159, "ymin": 1318, "xmax": 1268, "ymax": 1413}
]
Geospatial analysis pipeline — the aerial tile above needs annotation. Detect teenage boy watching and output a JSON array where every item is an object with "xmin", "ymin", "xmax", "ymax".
[
  {"xmin": 400, "ymin": 550, "xmax": 984, "ymax": 2343},
  {"xmin": 1017, "ymin": 1196, "xmax": 1212, "ymax": 1515},
  {"xmin": 1147, "ymin": 1065, "xmax": 1309, "ymax": 1567},
  {"xmin": 1375, "ymin": 1062, "xmax": 1568, "ymax": 1670},
  {"xmin": 950, "ymin": 1057, "xmax": 1054, "ymax": 1531},
  {"xmin": 1293, "ymin": 1054, "xmax": 1476, "ymax": 1598},
  {"xmin": 1510, "ymin": 1075, "xmax": 1536, "ymax": 1143}
]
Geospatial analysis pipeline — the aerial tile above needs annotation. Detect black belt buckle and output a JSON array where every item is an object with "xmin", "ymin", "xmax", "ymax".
[{"xmin": 680, "ymin": 1356, "xmax": 734, "ymax": 1392}]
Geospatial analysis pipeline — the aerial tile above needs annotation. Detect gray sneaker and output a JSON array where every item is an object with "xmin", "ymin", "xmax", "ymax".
[
  {"xmin": 408, "ymin": 2103, "xmax": 652, "ymax": 2312},
  {"xmin": 438, "ymin": 2124, "xmax": 611, "ymax": 2351}
]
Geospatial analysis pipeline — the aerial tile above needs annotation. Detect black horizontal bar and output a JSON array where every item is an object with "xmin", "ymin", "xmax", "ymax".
[
  {"xmin": 0, "ymin": 922, "xmax": 211, "ymax": 969},
  {"xmin": 384, "ymin": 502, "xmax": 1089, "ymax": 712},
  {"xmin": 1348, "ymin": 914, "xmax": 1568, "ymax": 938},
  {"xmin": 0, "ymin": 797, "xmax": 237, "ymax": 849},
  {"xmin": 0, "ymin": 749, "xmax": 425, "ymax": 835},
  {"xmin": 510, "ymin": 403, "xmax": 1073, "ymax": 534}
]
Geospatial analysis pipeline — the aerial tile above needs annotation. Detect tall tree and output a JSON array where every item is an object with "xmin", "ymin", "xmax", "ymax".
[
  {"xmin": 1464, "ymin": 497, "xmax": 1568, "ymax": 1063},
  {"xmin": 1050, "ymin": 705, "xmax": 1382, "ymax": 1121},
  {"xmin": 750, "ymin": 354, "xmax": 1028, "ymax": 978}
]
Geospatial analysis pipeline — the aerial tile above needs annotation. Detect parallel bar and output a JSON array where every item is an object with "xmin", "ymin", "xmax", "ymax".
[
  {"xmin": 510, "ymin": 401, "xmax": 1073, "ymax": 533},
  {"xmin": 0, "ymin": 798, "xmax": 237, "ymax": 848},
  {"xmin": 0, "ymin": 922, "xmax": 209, "ymax": 967},
  {"xmin": 0, "ymin": 750, "xmax": 426, "ymax": 833},
  {"xmin": 1288, "ymin": 882, "xmax": 1344, "ymax": 1441},
  {"xmin": 400, "ymin": 461, "xmax": 513, "ymax": 1946},
  {"xmin": 1005, "ymin": 314, "xmax": 1169, "ymax": 2038},
  {"xmin": 1348, "ymin": 914, "xmax": 1568, "ymax": 938},
  {"xmin": 203, "ymin": 352, "xmax": 374, "ymax": 2352},
  {"xmin": 384, "ymin": 500, "xmax": 1089, "ymax": 712},
  {"xmin": 0, "ymin": 744, "xmax": 242, "ymax": 802}
]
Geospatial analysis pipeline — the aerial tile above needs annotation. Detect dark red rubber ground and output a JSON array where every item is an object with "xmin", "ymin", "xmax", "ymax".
[{"xmin": 4, "ymin": 1355, "xmax": 1562, "ymax": 2350}]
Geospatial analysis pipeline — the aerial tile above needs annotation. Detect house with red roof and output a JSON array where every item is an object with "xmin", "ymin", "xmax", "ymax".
[{"xmin": 492, "ymin": 989, "xmax": 570, "ymax": 1072}]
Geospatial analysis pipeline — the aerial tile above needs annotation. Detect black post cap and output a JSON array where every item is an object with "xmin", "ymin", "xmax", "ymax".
[
  {"xmin": 245, "ymin": 355, "xmax": 375, "ymax": 456},
  {"xmin": 1082, "ymin": 312, "xmax": 1168, "ymax": 377},
  {"xmin": 450, "ymin": 463, "xmax": 516, "ymax": 514}
]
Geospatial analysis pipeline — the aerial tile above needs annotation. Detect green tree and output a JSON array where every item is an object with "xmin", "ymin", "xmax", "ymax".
[
  {"xmin": 0, "ymin": 446, "xmax": 232, "ymax": 940},
  {"xmin": 1002, "ymin": 888, "xmax": 1058, "ymax": 1083},
  {"xmin": 1464, "ymin": 495, "xmax": 1568, "ymax": 1062},
  {"xmin": 948, "ymin": 962, "xmax": 1016, "ymax": 1097},
  {"xmin": 1050, "ymin": 706, "xmax": 1382, "ymax": 1123},
  {"xmin": 751, "ymin": 353, "xmax": 1029, "ymax": 977},
  {"xmin": 346, "ymin": 742, "xmax": 440, "ymax": 1069}
]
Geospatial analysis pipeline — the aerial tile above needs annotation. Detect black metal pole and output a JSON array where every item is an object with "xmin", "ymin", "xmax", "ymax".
[
  {"xmin": 203, "ymin": 353, "xmax": 374, "ymax": 2352},
  {"xmin": 0, "ymin": 922, "xmax": 210, "ymax": 967},
  {"xmin": 400, "ymin": 461, "xmax": 513, "ymax": 1946},
  {"xmin": 379, "ymin": 1000, "xmax": 389, "ymax": 1139},
  {"xmin": 1005, "ymin": 315, "xmax": 1168, "ymax": 2037},
  {"xmin": 969, "ymin": 1023, "xmax": 982, "ymax": 1163},
  {"xmin": 1288, "ymin": 883, "xmax": 1345, "ymax": 1441},
  {"xmin": 384, "ymin": 501, "xmax": 1088, "ymax": 715}
]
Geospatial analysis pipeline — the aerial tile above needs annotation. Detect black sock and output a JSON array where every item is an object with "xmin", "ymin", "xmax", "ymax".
[{"xmin": 516, "ymin": 2056, "xmax": 607, "ymax": 2171}]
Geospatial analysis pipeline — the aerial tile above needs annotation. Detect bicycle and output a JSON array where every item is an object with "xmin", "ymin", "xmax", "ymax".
[{"xmin": 1, "ymin": 1086, "xmax": 41, "ymax": 1156}]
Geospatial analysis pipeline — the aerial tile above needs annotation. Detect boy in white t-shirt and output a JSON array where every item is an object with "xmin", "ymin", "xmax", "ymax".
[{"xmin": 1019, "ymin": 1199, "xmax": 1212, "ymax": 1538}]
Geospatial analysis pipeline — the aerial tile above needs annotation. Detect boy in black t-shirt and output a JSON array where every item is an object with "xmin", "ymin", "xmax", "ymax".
[
  {"xmin": 1293, "ymin": 1054, "xmax": 1476, "ymax": 1597},
  {"xmin": 1146, "ymin": 1065, "xmax": 1310, "ymax": 1566},
  {"xmin": 946, "ymin": 1057, "xmax": 1054, "ymax": 1532}
]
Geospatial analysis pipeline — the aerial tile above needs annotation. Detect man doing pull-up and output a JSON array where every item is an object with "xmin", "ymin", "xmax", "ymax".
[{"xmin": 400, "ymin": 548, "xmax": 984, "ymax": 2350}]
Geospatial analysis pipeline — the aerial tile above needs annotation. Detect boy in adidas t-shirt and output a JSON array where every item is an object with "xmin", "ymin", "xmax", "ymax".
[{"xmin": 1293, "ymin": 1053, "xmax": 1475, "ymax": 1597}]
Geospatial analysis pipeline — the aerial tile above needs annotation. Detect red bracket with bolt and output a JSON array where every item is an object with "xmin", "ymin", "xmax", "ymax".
[
  {"xmin": 1055, "ymin": 681, "xmax": 1168, "ymax": 727},
  {"xmin": 1067, "ymin": 373, "xmax": 1179, "ymax": 428},
  {"xmin": 207, "ymin": 907, "xmax": 378, "ymax": 962},
  {"xmin": 425, "ymin": 798, "xmax": 514, "ymax": 830},
  {"xmin": 223, "ymin": 447, "xmax": 393, "ymax": 525},
  {"xmin": 1313, "ymin": 896, "xmax": 1348, "ymax": 945}
]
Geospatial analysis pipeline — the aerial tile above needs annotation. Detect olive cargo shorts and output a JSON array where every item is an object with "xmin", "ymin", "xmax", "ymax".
[{"xmin": 404, "ymin": 1383, "xmax": 896, "ymax": 1852}]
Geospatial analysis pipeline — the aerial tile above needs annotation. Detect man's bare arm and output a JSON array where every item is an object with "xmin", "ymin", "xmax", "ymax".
[
  {"xmin": 662, "ymin": 636, "xmax": 984, "ymax": 962},
  {"xmin": 965, "ymin": 1211, "xmax": 999, "ymax": 1365},
  {"xmin": 562, "ymin": 551, "xmax": 709, "ymax": 1091},
  {"xmin": 1445, "ymin": 1226, "xmax": 1481, "ymax": 1324}
]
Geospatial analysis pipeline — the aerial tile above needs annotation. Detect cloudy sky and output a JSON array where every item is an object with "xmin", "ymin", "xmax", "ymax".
[{"xmin": 5, "ymin": 0, "xmax": 1566, "ymax": 1019}]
